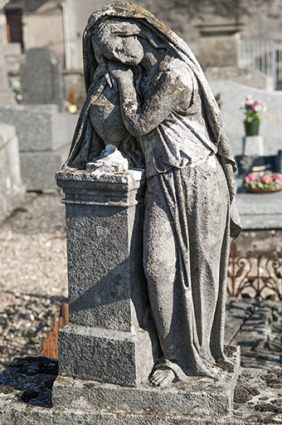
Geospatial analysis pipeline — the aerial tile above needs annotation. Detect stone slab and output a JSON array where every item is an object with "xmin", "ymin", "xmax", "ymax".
[
  {"xmin": 206, "ymin": 67, "xmax": 270, "ymax": 90},
  {"xmin": 0, "ymin": 403, "xmax": 243, "ymax": 425},
  {"xmin": 235, "ymin": 182, "xmax": 282, "ymax": 230},
  {"xmin": 243, "ymin": 136, "xmax": 264, "ymax": 156},
  {"xmin": 209, "ymin": 81, "xmax": 282, "ymax": 158},
  {"xmin": 0, "ymin": 123, "xmax": 25, "ymax": 221},
  {"xmin": 0, "ymin": 105, "xmax": 77, "ymax": 152},
  {"xmin": 20, "ymin": 145, "xmax": 70, "ymax": 191},
  {"xmin": 53, "ymin": 346, "xmax": 240, "ymax": 418}
]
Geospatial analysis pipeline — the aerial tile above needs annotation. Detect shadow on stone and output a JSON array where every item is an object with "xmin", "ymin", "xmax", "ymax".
[{"xmin": 0, "ymin": 356, "xmax": 58, "ymax": 408}]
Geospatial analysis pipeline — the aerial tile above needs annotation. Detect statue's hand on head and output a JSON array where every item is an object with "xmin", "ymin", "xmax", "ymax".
[{"xmin": 108, "ymin": 61, "xmax": 134, "ymax": 84}]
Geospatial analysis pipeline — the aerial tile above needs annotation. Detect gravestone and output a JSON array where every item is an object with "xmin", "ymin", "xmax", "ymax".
[
  {"xmin": 0, "ymin": 123, "xmax": 25, "ymax": 222},
  {"xmin": 20, "ymin": 48, "xmax": 64, "ymax": 110},
  {"xmin": 209, "ymin": 80, "xmax": 282, "ymax": 157},
  {"xmin": 0, "ymin": 104, "xmax": 77, "ymax": 190},
  {"xmin": 243, "ymin": 136, "xmax": 264, "ymax": 156}
]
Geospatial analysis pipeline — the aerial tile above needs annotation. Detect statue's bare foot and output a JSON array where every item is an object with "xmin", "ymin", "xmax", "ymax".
[{"xmin": 150, "ymin": 368, "xmax": 175, "ymax": 387}]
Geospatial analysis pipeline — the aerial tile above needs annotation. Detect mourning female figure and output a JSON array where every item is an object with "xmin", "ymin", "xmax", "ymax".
[{"xmin": 64, "ymin": 2, "xmax": 241, "ymax": 387}]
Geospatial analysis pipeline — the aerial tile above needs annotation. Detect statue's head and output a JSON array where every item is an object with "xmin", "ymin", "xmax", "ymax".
[
  {"xmin": 93, "ymin": 19, "xmax": 144, "ymax": 66},
  {"xmin": 82, "ymin": 2, "xmax": 175, "ymax": 91}
]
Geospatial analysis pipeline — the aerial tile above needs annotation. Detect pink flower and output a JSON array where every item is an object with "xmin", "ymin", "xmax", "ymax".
[
  {"xmin": 273, "ymin": 174, "xmax": 282, "ymax": 183},
  {"xmin": 243, "ymin": 97, "xmax": 267, "ymax": 114},
  {"xmin": 245, "ymin": 173, "xmax": 258, "ymax": 184},
  {"xmin": 253, "ymin": 101, "xmax": 263, "ymax": 112},
  {"xmin": 261, "ymin": 174, "xmax": 272, "ymax": 184}
]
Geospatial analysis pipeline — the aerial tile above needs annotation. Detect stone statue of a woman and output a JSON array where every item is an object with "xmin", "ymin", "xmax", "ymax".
[{"xmin": 64, "ymin": 2, "xmax": 241, "ymax": 387}]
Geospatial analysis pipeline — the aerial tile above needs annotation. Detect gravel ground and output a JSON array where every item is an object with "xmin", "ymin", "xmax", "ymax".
[
  {"xmin": 0, "ymin": 192, "xmax": 68, "ymax": 371},
  {"xmin": 1, "ymin": 193, "xmax": 282, "ymax": 423}
]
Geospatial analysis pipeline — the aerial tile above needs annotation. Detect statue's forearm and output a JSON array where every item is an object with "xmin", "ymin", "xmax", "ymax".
[{"xmin": 119, "ymin": 71, "xmax": 190, "ymax": 136}]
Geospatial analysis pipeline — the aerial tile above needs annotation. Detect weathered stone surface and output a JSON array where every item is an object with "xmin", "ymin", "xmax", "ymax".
[
  {"xmin": 199, "ymin": 32, "xmax": 240, "ymax": 68},
  {"xmin": 53, "ymin": 346, "xmax": 240, "ymax": 416},
  {"xmin": 0, "ymin": 404, "xmax": 243, "ymax": 425},
  {"xmin": 20, "ymin": 48, "xmax": 64, "ymax": 109},
  {"xmin": 0, "ymin": 123, "xmax": 25, "ymax": 222},
  {"xmin": 56, "ymin": 170, "xmax": 148, "ymax": 331},
  {"xmin": 0, "ymin": 349, "xmax": 241, "ymax": 424},
  {"xmin": 56, "ymin": 170, "xmax": 157, "ymax": 386},
  {"xmin": 58, "ymin": 324, "xmax": 156, "ymax": 386}
]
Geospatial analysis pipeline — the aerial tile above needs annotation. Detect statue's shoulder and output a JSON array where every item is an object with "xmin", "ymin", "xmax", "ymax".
[{"xmin": 165, "ymin": 57, "xmax": 194, "ymax": 93}]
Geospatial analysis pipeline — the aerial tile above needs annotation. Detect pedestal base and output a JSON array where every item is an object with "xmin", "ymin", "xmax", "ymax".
[
  {"xmin": 243, "ymin": 136, "xmax": 264, "ymax": 156},
  {"xmin": 58, "ymin": 323, "xmax": 157, "ymax": 387},
  {"xmin": 53, "ymin": 346, "xmax": 240, "ymax": 422}
]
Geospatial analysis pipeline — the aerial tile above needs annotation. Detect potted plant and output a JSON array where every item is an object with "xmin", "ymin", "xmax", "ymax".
[
  {"xmin": 243, "ymin": 171, "xmax": 282, "ymax": 193},
  {"xmin": 242, "ymin": 96, "xmax": 267, "ymax": 136}
]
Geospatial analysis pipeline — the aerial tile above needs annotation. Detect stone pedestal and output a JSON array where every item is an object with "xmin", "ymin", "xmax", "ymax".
[
  {"xmin": 52, "ymin": 347, "xmax": 240, "ymax": 424},
  {"xmin": 55, "ymin": 169, "xmax": 158, "ymax": 387},
  {"xmin": 243, "ymin": 136, "xmax": 264, "ymax": 156}
]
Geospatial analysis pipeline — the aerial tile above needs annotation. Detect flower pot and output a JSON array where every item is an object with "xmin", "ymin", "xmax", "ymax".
[
  {"xmin": 244, "ymin": 120, "xmax": 260, "ymax": 136},
  {"xmin": 244, "ymin": 186, "xmax": 282, "ymax": 194}
]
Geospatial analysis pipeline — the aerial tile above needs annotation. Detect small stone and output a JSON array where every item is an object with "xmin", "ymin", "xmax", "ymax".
[{"xmin": 20, "ymin": 389, "xmax": 39, "ymax": 402}]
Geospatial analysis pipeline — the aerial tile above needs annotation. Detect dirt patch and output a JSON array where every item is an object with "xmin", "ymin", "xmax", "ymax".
[
  {"xmin": 255, "ymin": 401, "xmax": 282, "ymax": 414},
  {"xmin": 216, "ymin": 358, "xmax": 234, "ymax": 373},
  {"xmin": 224, "ymin": 345, "xmax": 237, "ymax": 358},
  {"xmin": 234, "ymin": 384, "xmax": 260, "ymax": 403},
  {"xmin": 263, "ymin": 370, "xmax": 282, "ymax": 388}
]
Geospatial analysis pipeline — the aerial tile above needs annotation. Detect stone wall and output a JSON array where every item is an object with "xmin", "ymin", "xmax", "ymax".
[
  {"xmin": 5, "ymin": 0, "xmax": 282, "ymax": 70},
  {"xmin": 0, "ymin": 123, "xmax": 25, "ymax": 222}
]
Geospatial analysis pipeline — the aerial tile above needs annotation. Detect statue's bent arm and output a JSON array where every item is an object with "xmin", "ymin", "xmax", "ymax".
[{"xmin": 117, "ymin": 61, "xmax": 192, "ymax": 137}]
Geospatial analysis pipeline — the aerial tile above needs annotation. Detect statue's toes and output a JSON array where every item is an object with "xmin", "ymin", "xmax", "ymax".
[{"xmin": 149, "ymin": 369, "xmax": 175, "ymax": 387}]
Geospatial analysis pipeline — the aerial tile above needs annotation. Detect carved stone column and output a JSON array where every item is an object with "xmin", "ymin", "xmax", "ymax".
[{"xmin": 55, "ymin": 169, "xmax": 158, "ymax": 387}]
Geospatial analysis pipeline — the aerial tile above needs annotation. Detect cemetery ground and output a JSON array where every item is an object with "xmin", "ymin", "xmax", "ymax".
[
  {"xmin": 1, "ymin": 192, "xmax": 282, "ymax": 423},
  {"xmin": 0, "ymin": 192, "xmax": 67, "ymax": 370}
]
